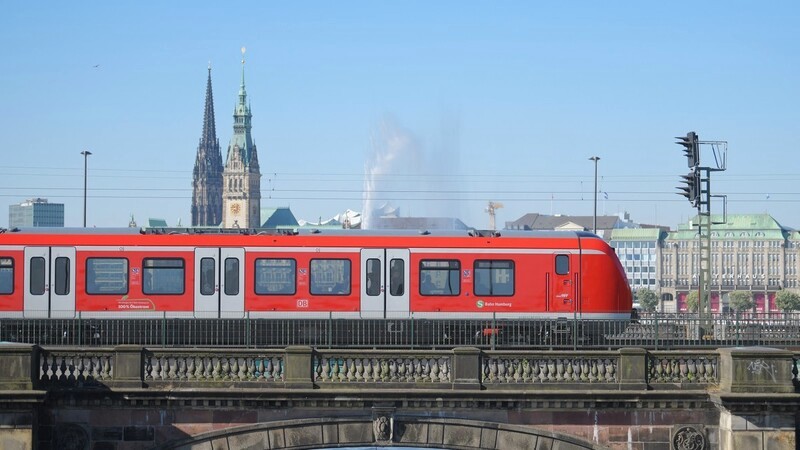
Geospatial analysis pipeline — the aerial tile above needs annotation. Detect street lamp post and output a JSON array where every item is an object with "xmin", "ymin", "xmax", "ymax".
[
  {"xmin": 81, "ymin": 150, "xmax": 92, "ymax": 227},
  {"xmin": 589, "ymin": 156, "xmax": 600, "ymax": 234}
]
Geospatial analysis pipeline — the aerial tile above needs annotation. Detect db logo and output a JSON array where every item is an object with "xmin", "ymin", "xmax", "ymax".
[
  {"xmin": 297, "ymin": 299, "xmax": 309, "ymax": 308},
  {"xmin": 476, "ymin": 300, "xmax": 484, "ymax": 308}
]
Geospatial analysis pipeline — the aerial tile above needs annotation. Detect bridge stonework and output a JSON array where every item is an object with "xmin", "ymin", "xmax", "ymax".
[{"xmin": 0, "ymin": 345, "xmax": 797, "ymax": 450}]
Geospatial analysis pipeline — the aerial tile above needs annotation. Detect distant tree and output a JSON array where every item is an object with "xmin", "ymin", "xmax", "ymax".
[
  {"xmin": 636, "ymin": 288, "xmax": 659, "ymax": 312},
  {"xmin": 774, "ymin": 290, "xmax": 800, "ymax": 312},
  {"xmin": 685, "ymin": 291, "xmax": 710, "ymax": 313},
  {"xmin": 729, "ymin": 290, "xmax": 754, "ymax": 312},
  {"xmin": 685, "ymin": 291, "xmax": 699, "ymax": 313}
]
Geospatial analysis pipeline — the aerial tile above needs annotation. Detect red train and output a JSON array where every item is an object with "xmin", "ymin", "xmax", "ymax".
[{"xmin": 0, "ymin": 228, "xmax": 631, "ymax": 320}]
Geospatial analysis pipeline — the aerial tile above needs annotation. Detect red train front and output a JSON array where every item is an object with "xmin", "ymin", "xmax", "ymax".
[{"xmin": 0, "ymin": 228, "xmax": 631, "ymax": 320}]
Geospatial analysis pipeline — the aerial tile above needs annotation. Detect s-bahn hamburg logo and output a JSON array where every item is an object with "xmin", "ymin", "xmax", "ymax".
[{"xmin": 476, "ymin": 300, "xmax": 484, "ymax": 308}]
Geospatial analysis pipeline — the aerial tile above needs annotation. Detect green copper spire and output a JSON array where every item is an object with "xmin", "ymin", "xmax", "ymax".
[{"xmin": 227, "ymin": 46, "xmax": 257, "ymax": 169}]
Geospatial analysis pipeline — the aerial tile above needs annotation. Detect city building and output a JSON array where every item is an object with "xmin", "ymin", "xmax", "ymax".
[
  {"xmin": 8, "ymin": 198, "xmax": 64, "ymax": 227},
  {"xmin": 191, "ymin": 66, "xmax": 224, "ymax": 227},
  {"xmin": 221, "ymin": 52, "xmax": 261, "ymax": 228},
  {"xmin": 260, "ymin": 207, "xmax": 299, "ymax": 229},
  {"xmin": 505, "ymin": 212, "xmax": 637, "ymax": 240},
  {"xmin": 610, "ymin": 228, "xmax": 668, "ymax": 297},
  {"xmin": 636, "ymin": 213, "xmax": 799, "ymax": 314}
]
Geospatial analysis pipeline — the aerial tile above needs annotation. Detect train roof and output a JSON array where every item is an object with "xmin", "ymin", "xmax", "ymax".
[{"xmin": 1, "ymin": 226, "xmax": 602, "ymax": 240}]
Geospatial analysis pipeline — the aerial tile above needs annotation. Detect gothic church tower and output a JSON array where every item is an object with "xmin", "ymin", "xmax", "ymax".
[
  {"xmin": 222, "ymin": 49, "xmax": 261, "ymax": 228},
  {"xmin": 191, "ymin": 66, "xmax": 224, "ymax": 226}
]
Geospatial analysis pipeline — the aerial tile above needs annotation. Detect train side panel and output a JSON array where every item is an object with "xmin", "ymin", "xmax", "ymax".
[
  {"xmin": 75, "ymin": 248, "xmax": 195, "ymax": 313},
  {"xmin": 0, "ymin": 249, "xmax": 24, "ymax": 315},
  {"xmin": 579, "ymin": 235, "xmax": 632, "ymax": 316}
]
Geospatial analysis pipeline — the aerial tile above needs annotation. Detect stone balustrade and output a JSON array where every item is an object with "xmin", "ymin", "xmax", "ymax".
[
  {"xmin": 0, "ymin": 345, "xmax": 798, "ymax": 450},
  {"xmin": 1, "ymin": 345, "xmax": 794, "ymax": 392}
]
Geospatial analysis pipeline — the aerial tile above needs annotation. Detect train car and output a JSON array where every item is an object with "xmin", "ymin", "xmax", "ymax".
[{"xmin": 0, "ymin": 227, "xmax": 631, "ymax": 321}]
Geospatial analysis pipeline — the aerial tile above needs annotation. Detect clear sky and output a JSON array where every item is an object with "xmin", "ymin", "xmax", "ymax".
[{"xmin": 1, "ymin": 1, "xmax": 798, "ymax": 230}]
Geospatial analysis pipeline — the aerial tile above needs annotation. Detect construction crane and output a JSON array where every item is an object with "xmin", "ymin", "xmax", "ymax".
[{"xmin": 485, "ymin": 201, "xmax": 504, "ymax": 231}]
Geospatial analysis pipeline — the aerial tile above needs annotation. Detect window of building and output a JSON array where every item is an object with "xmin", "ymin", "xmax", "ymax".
[
  {"xmin": 254, "ymin": 258, "xmax": 296, "ymax": 295},
  {"xmin": 420, "ymin": 260, "xmax": 460, "ymax": 296},
  {"xmin": 86, "ymin": 258, "xmax": 128, "ymax": 295},
  {"xmin": 474, "ymin": 260, "xmax": 514, "ymax": 296},
  {"xmin": 310, "ymin": 259, "xmax": 351, "ymax": 295},
  {"xmin": 0, "ymin": 257, "xmax": 14, "ymax": 295},
  {"xmin": 143, "ymin": 258, "xmax": 185, "ymax": 295}
]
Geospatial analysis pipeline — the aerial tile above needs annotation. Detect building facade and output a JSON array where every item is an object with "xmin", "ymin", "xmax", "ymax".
[
  {"xmin": 609, "ymin": 228, "xmax": 667, "ymax": 298},
  {"xmin": 191, "ymin": 66, "xmax": 224, "ymax": 227},
  {"xmin": 615, "ymin": 214, "xmax": 799, "ymax": 313},
  {"xmin": 221, "ymin": 53, "xmax": 261, "ymax": 228},
  {"xmin": 8, "ymin": 198, "xmax": 64, "ymax": 228}
]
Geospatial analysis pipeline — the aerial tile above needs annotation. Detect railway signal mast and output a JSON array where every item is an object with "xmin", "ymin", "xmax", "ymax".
[{"xmin": 675, "ymin": 132, "xmax": 727, "ymax": 330}]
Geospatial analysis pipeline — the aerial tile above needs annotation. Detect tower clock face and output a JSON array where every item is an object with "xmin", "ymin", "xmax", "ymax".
[{"xmin": 230, "ymin": 203, "xmax": 242, "ymax": 215}]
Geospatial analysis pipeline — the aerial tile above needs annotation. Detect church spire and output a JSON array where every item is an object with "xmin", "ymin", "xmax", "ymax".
[
  {"xmin": 201, "ymin": 62, "xmax": 217, "ymax": 147},
  {"xmin": 192, "ymin": 63, "xmax": 224, "ymax": 227}
]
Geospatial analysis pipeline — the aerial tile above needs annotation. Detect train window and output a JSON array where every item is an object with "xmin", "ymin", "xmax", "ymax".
[
  {"xmin": 555, "ymin": 255, "xmax": 569, "ymax": 275},
  {"xmin": 474, "ymin": 260, "xmax": 514, "ymax": 296},
  {"xmin": 200, "ymin": 258, "xmax": 215, "ymax": 295},
  {"xmin": 255, "ymin": 258, "xmax": 296, "ymax": 295},
  {"xmin": 310, "ymin": 259, "xmax": 351, "ymax": 295},
  {"xmin": 389, "ymin": 259, "xmax": 404, "ymax": 296},
  {"xmin": 29, "ymin": 257, "xmax": 46, "ymax": 295},
  {"xmin": 365, "ymin": 258, "xmax": 381, "ymax": 296},
  {"xmin": 224, "ymin": 258, "xmax": 239, "ymax": 295},
  {"xmin": 143, "ymin": 258, "xmax": 185, "ymax": 295},
  {"xmin": 0, "ymin": 257, "xmax": 14, "ymax": 295},
  {"xmin": 54, "ymin": 257, "xmax": 70, "ymax": 295},
  {"xmin": 86, "ymin": 258, "xmax": 129, "ymax": 295},
  {"xmin": 419, "ymin": 260, "xmax": 460, "ymax": 296}
]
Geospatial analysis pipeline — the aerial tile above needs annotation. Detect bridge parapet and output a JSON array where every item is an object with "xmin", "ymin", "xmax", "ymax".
[
  {"xmin": 20, "ymin": 345, "xmax": 740, "ymax": 391},
  {"xmin": 1, "ymin": 345, "xmax": 798, "ymax": 449}
]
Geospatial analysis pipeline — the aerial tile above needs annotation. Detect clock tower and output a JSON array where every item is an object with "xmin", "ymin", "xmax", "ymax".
[{"xmin": 222, "ymin": 48, "xmax": 261, "ymax": 228}]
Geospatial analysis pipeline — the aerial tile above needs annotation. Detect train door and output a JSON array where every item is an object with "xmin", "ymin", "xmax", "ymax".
[
  {"xmin": 360, "ymin": 249, "xmax": 410, "ymax": 318},
  {"xmin": 194, "ymin": 248, "xmax": 219, "ymax": 318},
  {"xmin": 220, "ymin": 248, "xmax": 245, "ymax": 318},
  {"xmin": 24, "ymin": 247, "xmax": 49, "ymax": 318},
  {"xmin": 21, "ymin": 246, "xmax": 81, "ymax": 318},
  {"xmin": 49, "ymin": 247, "xmax": 76, "ymax": 318},
  {"xmin": 550, "ymin": 253, "xmax": 576, "ymax": 314}
]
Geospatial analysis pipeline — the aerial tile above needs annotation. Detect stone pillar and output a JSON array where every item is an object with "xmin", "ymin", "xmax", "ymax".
[
  {"xmin": 717, "ymin": 347, "xmax": 798, "ymax": 450},
  {"xmin": 284, "ymin": 346, "xmax": 314, "ymax": 389},
  {"xmin": 0, "ymin": 344, "xmax": 36, "ymax": 390},
  {"xmin": 452, "ymin": 347, "xmax": 481, "ymax": 390},
  {"xmin": 717, "ymin": 347, "xmax": 794, "ymax": 393},
  {"xmin": 617, "ymin": 348, "xmax": 647, "ymax": 390},
  {"xmin": 113, "ymin": 345, "xmax": 143, "ymax": 388}
]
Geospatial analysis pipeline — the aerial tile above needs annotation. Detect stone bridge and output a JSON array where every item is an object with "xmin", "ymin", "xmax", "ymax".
[{"xmin": 0, "ymin": 345, "xmax": 798, "ymax": 450}]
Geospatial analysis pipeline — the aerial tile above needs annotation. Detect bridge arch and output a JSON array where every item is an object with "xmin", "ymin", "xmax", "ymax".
[{"xmin": 156, "ymin": 416, "xmax": 607, "ymax": 450}]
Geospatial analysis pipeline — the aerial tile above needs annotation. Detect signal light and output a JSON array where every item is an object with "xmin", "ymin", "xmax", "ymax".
[
  {"xmin": 677, "ymin": 171, "xmax": 701, "ymax": 207},
  {"xmin": 675, "ymin": 131, "xmax": 699, "ymax": 168}
]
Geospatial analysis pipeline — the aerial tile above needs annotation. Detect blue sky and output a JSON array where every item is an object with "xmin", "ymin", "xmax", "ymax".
[{"xmin": 1, "ymin": 1, "xmax": 798, "ymax": 229}]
